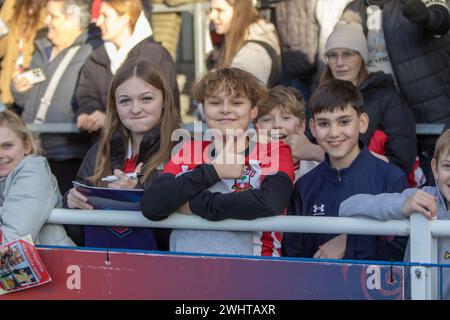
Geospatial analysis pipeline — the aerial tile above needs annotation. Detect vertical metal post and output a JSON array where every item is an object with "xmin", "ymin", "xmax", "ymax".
[
  {"xmin": 410, "ymin": 213, "xmax": 438, "ymax": 299},
  {"xmin": 193, "ymin": 2, "xmax": 207, "ymax": 80}
]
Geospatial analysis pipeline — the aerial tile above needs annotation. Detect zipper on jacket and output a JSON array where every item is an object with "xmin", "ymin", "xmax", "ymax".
[{"xmin": 337, "ymin": 170, "xmax": 342, "ymax": 182}]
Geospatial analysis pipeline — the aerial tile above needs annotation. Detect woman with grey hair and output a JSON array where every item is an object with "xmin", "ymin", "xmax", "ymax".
[{"xmin": 10, "ymin": 0, "xmax": 102, "ymax": 197}]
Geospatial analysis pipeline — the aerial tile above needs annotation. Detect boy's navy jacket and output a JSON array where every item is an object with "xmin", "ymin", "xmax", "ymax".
[{"xmin": 283, "ymin": 145, "xmax": 408, "ymax": 261}]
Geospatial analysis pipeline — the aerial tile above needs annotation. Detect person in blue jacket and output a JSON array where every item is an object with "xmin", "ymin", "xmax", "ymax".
[{"xmin": 282, "ymin": 79, "xmax": 408, "ymax": 261}]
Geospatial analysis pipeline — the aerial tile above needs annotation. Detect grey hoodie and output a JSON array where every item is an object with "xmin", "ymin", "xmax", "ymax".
[{"xmin": 339, "ymin": 186, "xmax": 450, "ymax": 299}]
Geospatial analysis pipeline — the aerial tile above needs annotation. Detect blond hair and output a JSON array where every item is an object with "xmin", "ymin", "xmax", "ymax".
[
  {"xmin": 256, "ymin": 85, "xmax": 305, "ymax": 122},
  {"xmin": 0, "ymin": 109, "xmax": 41, "ymax": 155},
  {"xmin": 433, "ymin": 129, "xmax": 450, "ymax": 164}
]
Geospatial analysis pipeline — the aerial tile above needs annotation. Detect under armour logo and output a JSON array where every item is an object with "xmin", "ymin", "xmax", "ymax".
[{"xmin": 312, "ymin": 204, "xmax": 325, "ymax": 215}]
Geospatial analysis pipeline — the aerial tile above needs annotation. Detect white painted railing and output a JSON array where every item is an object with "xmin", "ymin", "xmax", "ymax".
[
  {"xmin": 48, "ymin": 209, "xmax": 409, "ymax": 234},
  {"xmin": 44, "ymin": 209, "xmax": 449, "ymax": 300},
  {"xmin": 28, "ymin": 123, "xmax": 444, "ymax": 135}
]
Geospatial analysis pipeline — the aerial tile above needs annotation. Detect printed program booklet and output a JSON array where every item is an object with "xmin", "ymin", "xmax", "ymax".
[
  {"xmin": 72, "ymin": 181, "xmax": 144, "ymax": 211},
  {"xmin": 0, "ymin": 235, "xmax": 51, "ymax": 295}
]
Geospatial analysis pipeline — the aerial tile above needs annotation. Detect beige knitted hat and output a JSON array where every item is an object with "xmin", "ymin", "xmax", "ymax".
[{"xmin": 324, "ymin": 12, "xmax": 368, "ymax": 63}]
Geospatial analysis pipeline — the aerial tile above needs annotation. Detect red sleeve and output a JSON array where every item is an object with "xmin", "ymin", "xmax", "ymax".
[
  {"xmin": 91, "ymin": 0, "xmax": 102, "ymax": 20},
  {"xmin": 260, "ymin": 141, "xmax": 295, "ymax": 182},
  {"xmin": 162, "ymin": 140, "xmax": 210, "ymax": 176},
  {"xmin": 161, "ymin": 146, "xmax": 184, "ymax": 176}
]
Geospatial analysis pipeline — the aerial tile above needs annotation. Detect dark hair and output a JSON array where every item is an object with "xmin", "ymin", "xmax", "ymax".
[
  {"xmin": 309, "ymin": 79, "xmax": 364, "ymax": 118},
  {"xmin": 192, "ymin": 67, "xmax": 267, "ymax": 106}
]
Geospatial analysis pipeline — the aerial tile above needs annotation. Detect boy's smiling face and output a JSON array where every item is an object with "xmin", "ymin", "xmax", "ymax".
[
  {"xmin": 432, "ymin": 154, "xmax": 450, "ymax": 208},
  {"xmin": 203, "ymin": 89, "xmax": 257, "ymax": 137},
  {"xmin": 256, "ymin": 107, "xmax": 304, "ymax": 141},
  {"xmin": 310, "ymin": 105, "xmax": 368, "ymax": 170}
]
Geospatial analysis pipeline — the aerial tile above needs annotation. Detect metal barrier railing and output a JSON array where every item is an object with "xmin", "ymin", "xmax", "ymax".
[
  {"xmin": 42, "ymin": 208, "xmax": 447, "ymax": 300},
  {"xmin": 415, "ymin": 124, "xmax": 445, "ymax": 136},
  {"xmin": 26, "ymin": 122, "xmax": 205, "ymax": 133},
  {"xmin": 27, "ymin": 123, "xmax": 446, "ymax": 135}
]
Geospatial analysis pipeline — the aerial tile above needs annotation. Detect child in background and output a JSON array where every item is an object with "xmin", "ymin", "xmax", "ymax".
[
  {"xmin": 65, "ymin": 60, "xmax": 180, "ymax": 250},
  {"xmin": 282, "ymin": 79, "xmax": 407, "ymax": 261},
  {"xmin": 0, "ymin": 106, "xmax": 74, "ymax": 246},
  {"xmin": 339, "ymin": 129, "xmax": 450, "ymax": 299},
  {"xmin": 141, "ymin": 67, "xmax": 294, "ymax": 256},
  {"xmin": 255, "ymin": 85, "xmax": 321, "ymax": 181}
]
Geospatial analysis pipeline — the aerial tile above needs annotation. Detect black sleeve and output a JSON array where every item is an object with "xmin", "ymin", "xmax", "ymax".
[
  {"xmin": 380, "ymin": 92, "xmax": 417, "ymax": 175},
  {"xmin": 74, "ymin": 59, "xmax": 105, "ymax": 116},
  {"xmin": 281, "ymin": 190, "xmax": 305, "ymax": 257},
  {"xmin": 61, "ymin": 144, "xmax": 100, "ymax": 248},
  {"xmin": 427, "ymin": 4, "xmax": 450, "ymax": 35},
  {"xmin": 375, "ymin": 236, "xmax": 408, "ymax": 261},
  {"xmin": 189, "ymin": 172, "xmax": 293, "ymax": 221},
  {"xmin": 62, "ymin": 144, "xmax": 99, "ymax": 208},
  {"xmin": 345, "ymin": 234, "xmax": 407, "ymax": 261},
  {"xmin": 140, "ymin": 164, "xmax": 221, "ymax": 221}
]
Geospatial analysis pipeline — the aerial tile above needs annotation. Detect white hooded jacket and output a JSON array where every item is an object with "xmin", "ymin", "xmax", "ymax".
[{"xmin": 0, "ymin": 156, "xmax": 75, "ymax": 246}]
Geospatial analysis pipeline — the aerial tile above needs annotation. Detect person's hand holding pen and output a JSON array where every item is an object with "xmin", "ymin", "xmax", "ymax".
[
  {"xmin": 106, "ymin": 162, "xmax": 144, "ymax": 189},
  {"xmin": 67, "ymin": 163, "xmax": 144, "ymax": 209}
]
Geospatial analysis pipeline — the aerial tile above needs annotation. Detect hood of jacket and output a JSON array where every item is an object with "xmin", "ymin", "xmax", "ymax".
[{"xmin": 359, "ymin": 71, "xmax": 396, "ymax": 93}]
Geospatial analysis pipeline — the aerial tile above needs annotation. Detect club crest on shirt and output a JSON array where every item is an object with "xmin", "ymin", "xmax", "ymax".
[{"xmin": 232, "ymin": 165, "xmax": 255, "ymax": 192}]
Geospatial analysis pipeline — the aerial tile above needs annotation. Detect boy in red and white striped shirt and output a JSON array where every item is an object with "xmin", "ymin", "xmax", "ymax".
[{"xmin": 141, "ymin": 68, "xmax": 294, "ymax": 256}]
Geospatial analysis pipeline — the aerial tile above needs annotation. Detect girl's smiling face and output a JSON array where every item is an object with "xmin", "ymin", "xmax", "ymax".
[{"xmin": 0, "ymin": 125, "xmax": 31, "ymax": 177}]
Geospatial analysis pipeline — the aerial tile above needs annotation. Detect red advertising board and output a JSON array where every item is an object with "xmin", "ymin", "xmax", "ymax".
[{"xmin": 0, "ymin": 246, "xmax": 404, "ymax": 300}]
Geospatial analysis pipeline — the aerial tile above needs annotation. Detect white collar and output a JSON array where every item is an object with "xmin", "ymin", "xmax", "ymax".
[{"xmin": 104, "ymin": 11, "xmax": 153, "ymax": 75}]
